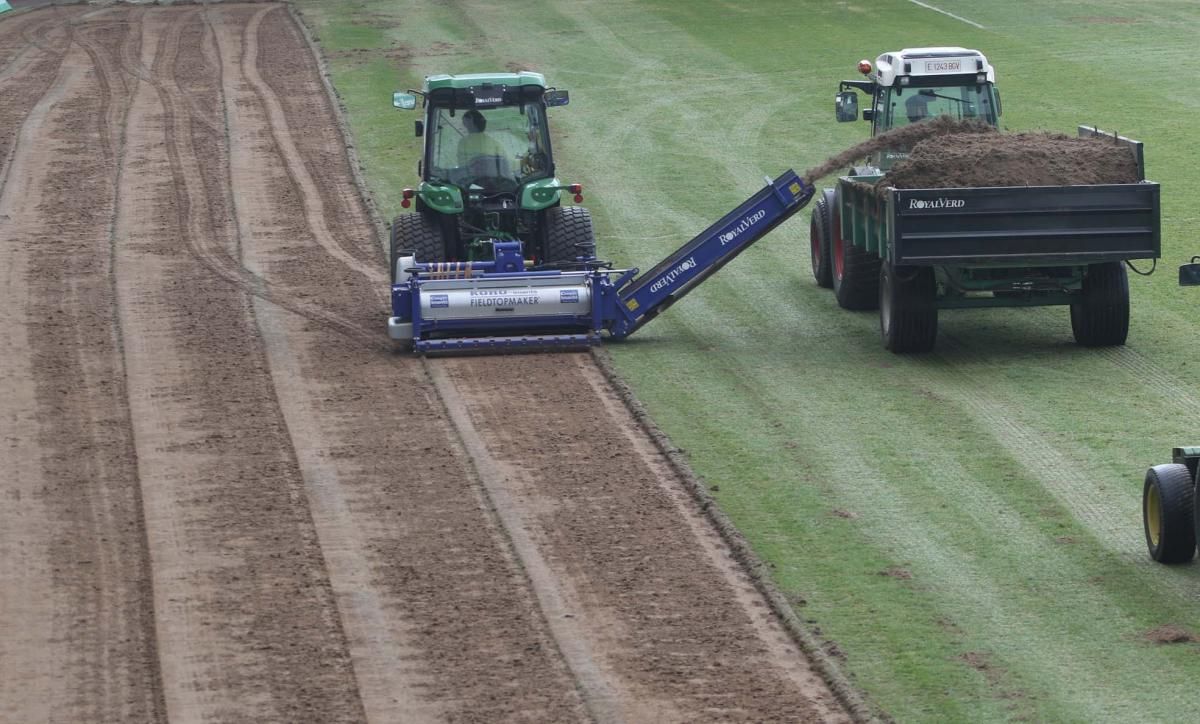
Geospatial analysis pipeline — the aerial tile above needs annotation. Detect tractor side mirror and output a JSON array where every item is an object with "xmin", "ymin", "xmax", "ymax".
[
  {"xmin": 835, "ymin": 91, "xmax": 858, "ymax": 122},
  {"xmin": 393, "ymin": 92, "xmax": 417, "ymax": 110},
  {"xmin": 544, "ymin": 89, "xmax": 569, "ymax": 107},
  {"xmin": 415, "ymin": 120, "xmax": 423, "ymax": 137},
  {"xmin": 1180, "ymin": 257, "xmax": 1200, "ymax": 286},
  {"xmin": 862, "ymin": 109, "xmax": 875, "ymax": 122}
]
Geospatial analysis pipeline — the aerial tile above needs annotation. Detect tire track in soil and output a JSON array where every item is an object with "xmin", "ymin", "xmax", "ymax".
[
  {"xmin": 0, "ymin": 11, "xmax": 165, "ymax": 722},
  {"xmin": 250, "ymin": 4, "xmax": 384, "ymax": 272},
  {"xmin": 216, "ymin": 4, "xmax": 591, "ymax": 720},
  {"xmin": 238, "ymin": 5, "xmax": 384, "ymax": 285},
  {"xmin": 0, "ymin": 9, "xmax": 75, "ymax": 196},
  {"xmin": 214, "ymin": 4, "xmax": 437, "ymax": 719},
  {"xmin": 0, "ymin": 10, "xmax": 65, "ymax": 83},
  {"xmin": 104, "ymin": 4, "xmax": 381, "ymax": 349},
  {"xmin": 437, "ymin": 354, "xmax": 853, "ymax": 723},
  {"xmin": 110, "ymin": 7, "xmax": 362, "ymax": 721}
]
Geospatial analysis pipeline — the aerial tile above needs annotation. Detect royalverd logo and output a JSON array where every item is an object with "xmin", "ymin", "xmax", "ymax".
[{"xmin": 909, "ymin": 197, "xmax": 966, "ymax": 210}]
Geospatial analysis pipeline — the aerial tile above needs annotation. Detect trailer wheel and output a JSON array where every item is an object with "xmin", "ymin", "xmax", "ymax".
[
  {"xmin": 810, "ymin": 190, "xmax": 835, "ymax": 288},
  {"xmin": 543, "ymin": 206, "xmax": 596, "ymax": 264},
  {"xmin": 390, "ymin": 213, "xmax": 444, "ymax": 283},
  {"xmin": 832, "ymin": 228, "xmax": 881, "ymax": 310},
  {"xmin": 880, "ymin": 263, "xmax": 937, "ymax": 353},
  {"xmin": 1143, "ymin": 464, "xmax": 1196, "ymax": 564},
  {"xmin": 1070, "ymin": 262, "xmax": 1129, "ymax": 347}
]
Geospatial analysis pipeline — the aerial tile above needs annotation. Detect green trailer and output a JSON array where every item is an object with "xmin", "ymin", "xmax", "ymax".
[
  {"xmin": 813, "ymin": 48, "xmax": 1160, "ymax": 352},
  {"xmin": 809, "ymin": 126, "xmax": 1159, "ymax": 353}
]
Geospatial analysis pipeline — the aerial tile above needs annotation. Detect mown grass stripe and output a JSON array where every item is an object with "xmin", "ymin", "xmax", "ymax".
[{"xmin": 903, "ymin": 0, "xmax": 985, "ymax": 29}]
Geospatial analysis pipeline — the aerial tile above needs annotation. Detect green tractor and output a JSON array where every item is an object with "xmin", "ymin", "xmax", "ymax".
[
  {"xmin": 388, "ymin": 72, "xmax": 594, "ymax": 282},
  {"xmin": 1141, "ymin": 258, "xmax": 1200, "ymax": 563}
]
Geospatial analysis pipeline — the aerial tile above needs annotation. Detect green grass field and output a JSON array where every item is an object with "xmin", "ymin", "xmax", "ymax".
[{"xmin": 295, "ymin": 1, "xmax": 1200, "ymax": 719}]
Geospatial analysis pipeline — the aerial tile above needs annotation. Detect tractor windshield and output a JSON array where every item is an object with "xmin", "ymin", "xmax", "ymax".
[
  {"xmin": 877, "ymin": 84, "xmax": 999, "ymax": 131},
  {"xmin": 427, "ymin": 102, "xmax": 552, "ymax": 191}
]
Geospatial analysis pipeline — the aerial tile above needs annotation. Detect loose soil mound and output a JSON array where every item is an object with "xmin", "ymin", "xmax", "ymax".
[
  {"xmin": 883, "ymin": 130, "xmax": 1141, "ymax": 189},
  {"xmin": 1143, "ymin": 625, "xmax": 1199, "ymax": 644},
  {"xmin": 803, "ymin": 116, "xmax": 1140, "ymax": 192}
]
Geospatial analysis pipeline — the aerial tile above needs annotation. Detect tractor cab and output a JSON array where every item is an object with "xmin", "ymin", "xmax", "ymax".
[
  {"xmin": 426, "ymin": 102, "xmax": 551, "ymax": 191},
  {"xmin": 834, "ymin": 47, "xmax": 1002, "ymax": 173},
  {"xmin": 390, "ymin": 72, "xmax": 593, "ymax": 270},
  {"xmin": 396, "ymin": 74, "xmax": 567, "ymax": 194}
]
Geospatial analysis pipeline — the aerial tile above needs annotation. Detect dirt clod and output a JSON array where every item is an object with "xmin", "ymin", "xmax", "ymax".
[{"xmin": 1144, "ymin": 625, "xmax": 1199, "ymax": 644}]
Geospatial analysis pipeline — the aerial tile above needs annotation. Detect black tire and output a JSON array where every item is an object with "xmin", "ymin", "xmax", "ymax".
[
  {"xmin": 543, "ymin": 206, "xmax": 596, "ymax": 264},
  {"xmin": 832, "ymin": 223, "xmax": 881, "ymax": 310},
  {"xmin": 880, "ymin": 263, "xmax": 937, "ymax": 353},
  {"xmin": 1070, "ymin": 261, "xmax": 1129, "ymax": 347},
  {"xmin": 810, "ymin": 190, "xmax": 834, "ymax": 288},
  {"xmin": 1143, "ymin": 464, "xmax": 1196, "ymax": 564},
  {"xmin": 389, "ymin": 213, "xmax": 444, "ymax": 283}
]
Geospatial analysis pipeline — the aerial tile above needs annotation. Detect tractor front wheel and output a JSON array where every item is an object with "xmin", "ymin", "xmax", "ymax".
[
  {"xmin": 880, "ymin": 263, "xmax": 937, "ymax": 353},
  {"xmin": 1143, "ymin": 463, "xmax": 1196, "ymax": 564},
  {"xmin": 1070, "ymin": 261, "xmax": 1129, "ymax": 347},
  {"xmin": 543, "ymin": 206, "xmax": 596, "ymax": 264},
  {"xmin": 810, "ymin": 189, "xmax": 835, "ymax": 289},
  {"xmin": 389, "ymin": 213, "xmax": 444, "ymax": 283}
]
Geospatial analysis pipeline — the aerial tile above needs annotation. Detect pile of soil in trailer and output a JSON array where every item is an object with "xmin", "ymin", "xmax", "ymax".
[
  {"xmin": 801, "ymin": 116, "xmax": 995, "ymax": 183},
  {"xmin": 801, "ymin": 116, "xmax": 1141, "ymax": 190},
  {"xmin": 881, "ymin": 128, "xmax": 1141, "ymax": 189}
]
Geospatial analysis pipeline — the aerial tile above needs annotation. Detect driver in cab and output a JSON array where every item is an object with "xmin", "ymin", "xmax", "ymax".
[
  {"xmin": 457, "ymin": 109, "xmax": 506, "ymax": 166},
  {"xmin": 905, "ymin": 92, "xmax": 933, "ymax": 124}
]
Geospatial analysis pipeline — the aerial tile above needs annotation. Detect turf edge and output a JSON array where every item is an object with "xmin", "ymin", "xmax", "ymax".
[{"xmin": 590, "ymin": 346, "xmax": 882, "ymax": 723}]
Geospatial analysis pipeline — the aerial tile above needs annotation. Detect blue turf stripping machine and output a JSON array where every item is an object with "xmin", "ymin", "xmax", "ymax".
[{"xmin": 388, "ymin": 171, "xmax": 814, "ymax": 353}]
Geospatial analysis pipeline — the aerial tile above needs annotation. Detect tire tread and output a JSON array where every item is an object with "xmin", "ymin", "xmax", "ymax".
[{"xmin": 1143, "ymin": 463, "xmax": 1196, "ymax": 564}]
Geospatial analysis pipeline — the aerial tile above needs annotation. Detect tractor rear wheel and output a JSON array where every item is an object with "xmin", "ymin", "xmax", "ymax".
[
  {"xmin": 832, "ymin": 227, "xmax": 881, "ymax": 310},
  {"xmin": 1143, "ymin": 464, "xmax": 1196, "ymax": 564},
  {"xmin": 543, "ymin": 206, "xmax": 596, "ymax": 264},
  {"xmin": 880, "ymin": 262, "xmax": 937, "ymax": 353},
  {"xmin": 1070, "ymin": 261, "xmax": 1129, "ymax": 347},
  {"xmin": 810, "ymin": 189, "xmax": 835, "ymax": 288},
  {"xmin": 390, "ymin": 213, "xmax": 444, "ymax": 283}
]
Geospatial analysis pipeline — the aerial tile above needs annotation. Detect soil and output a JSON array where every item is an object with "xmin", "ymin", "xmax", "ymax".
[
  {"xmin": 802, "ymin": 116, "xmax": 994, "ymax": 183},
  {"xmin": 803, "ymin": 115, "xmax": 1140, "ymax": 191},
  {"xmin": 882, "ymin": 130, "xmax": 1141, "ymax": 189},
  {"xmin": 1143, "ymin": 625, "xmax": 1199, "ymax": 644},
  {"xmin": 0, "ymin": 5, "xmax": 854, "ymax": 722}
]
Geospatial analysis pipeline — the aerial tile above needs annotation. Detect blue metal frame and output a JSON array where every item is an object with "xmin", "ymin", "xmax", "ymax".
[
  {"xmin": 608, "ymin": 171, "xmax": 812, "ymax": 338},
  {"xmin": 389, "ymin": 170, "xmax": 815, "ymax": 352}
]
